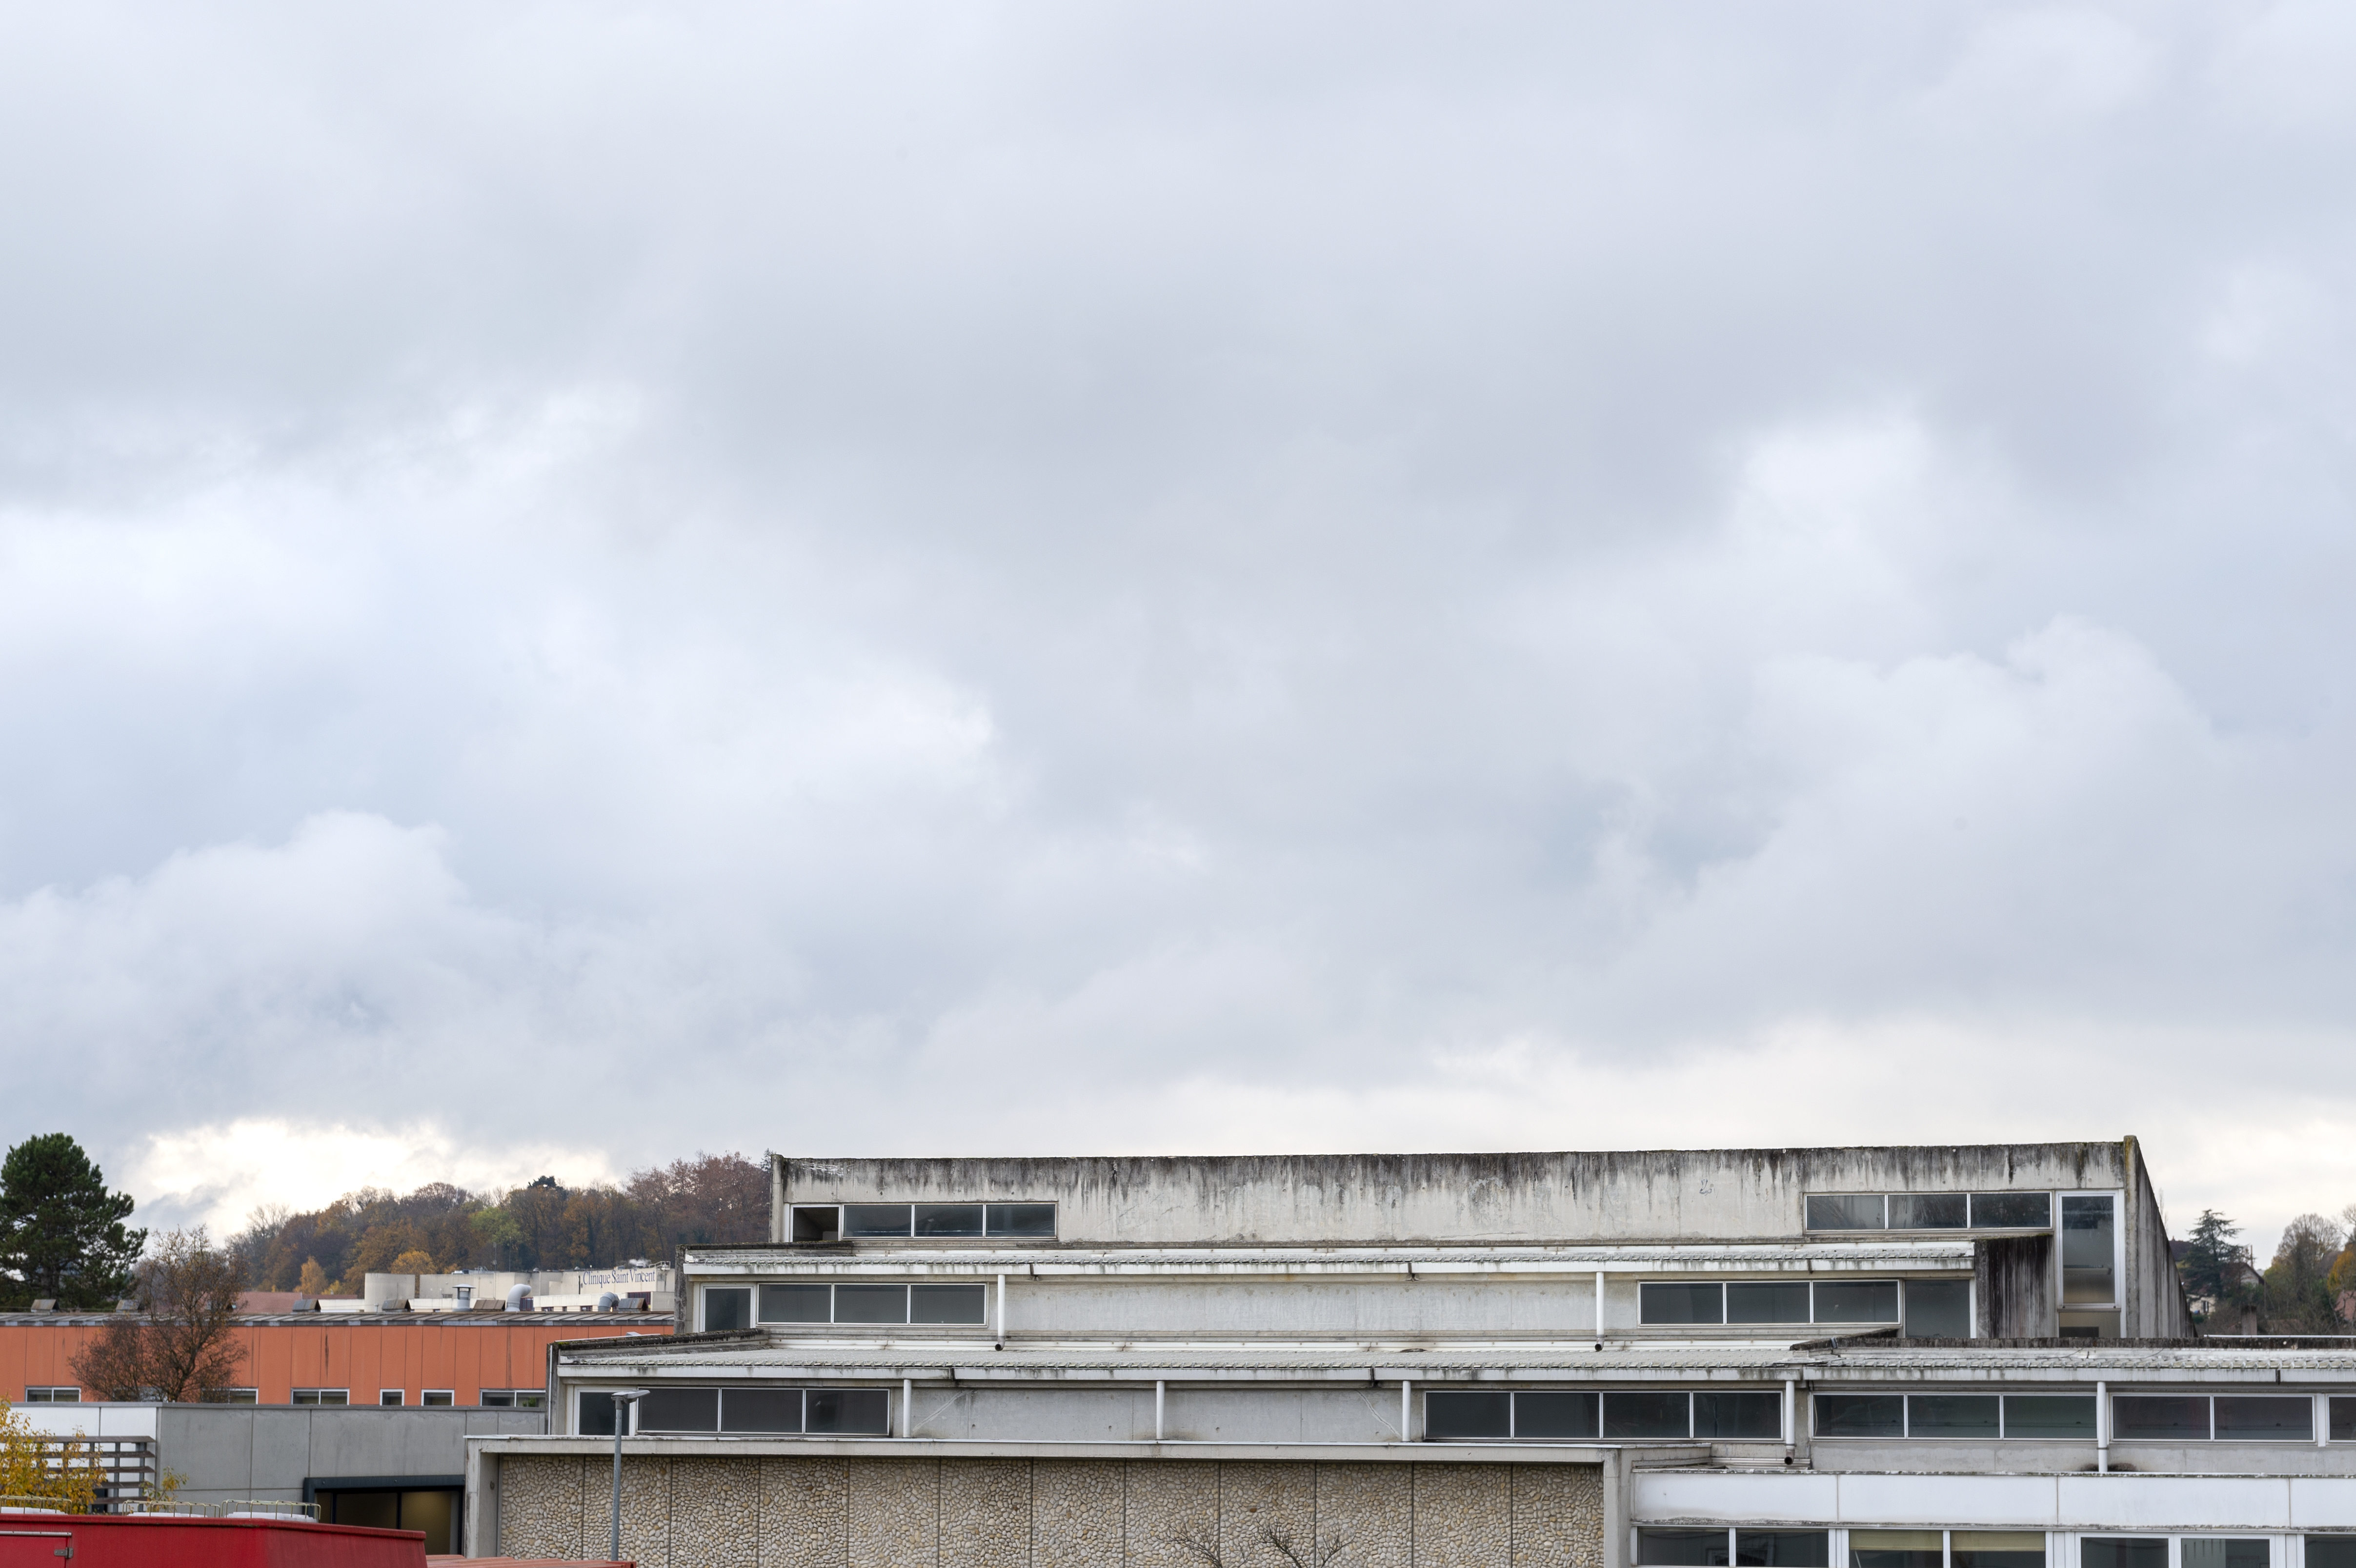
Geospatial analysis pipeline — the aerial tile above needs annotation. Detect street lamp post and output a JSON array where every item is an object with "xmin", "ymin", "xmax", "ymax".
[{"xmin": 607, "ymin": 1389, "xmax": 651, "ymax": 1564}]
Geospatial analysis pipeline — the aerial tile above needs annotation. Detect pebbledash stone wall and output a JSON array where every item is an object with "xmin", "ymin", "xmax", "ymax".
[{"xmin": 499, "ymin": 1454, "xmax": 1605, "ymax": 1568}]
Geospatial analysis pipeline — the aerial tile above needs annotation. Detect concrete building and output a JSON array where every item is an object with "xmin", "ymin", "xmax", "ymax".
[{"xmin": 464, "ymin": 1141, "xmax": 2356, "ymax": 1568}]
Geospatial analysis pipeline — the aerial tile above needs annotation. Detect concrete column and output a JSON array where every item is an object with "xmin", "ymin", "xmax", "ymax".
[{"xmin": 1603, "ymin": 1449, "xmax": 1627, "ymax": 1568}]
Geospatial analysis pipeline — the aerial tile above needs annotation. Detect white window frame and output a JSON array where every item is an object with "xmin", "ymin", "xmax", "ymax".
[
  {"xmin": 379, "ymin": 1389, "xmax": 405, "ymax": 1407},
  {"xmin": 421, "ymin": 1389, "xmax": 455, "ymax": 1407},
  {"xmin": 1824, "ymin": 1528, "xmax": 2057, "ymax": 1568},
  {"xmin": 22, "ymin": 1387, "xmax": 81, "ymax": 1403},
  {"xmin": 293, "ymin": 1388, "xmax": 351, "ymax": 1406},
  {"xmin": 2056, "ymin": 1189, "xmax": 2126, "ymax": 1314},
  {"xmin": 2064, "ymin": 1532, "xmax": 2290, "ymax": 1568},
  {"xmin": 701, "ymin": 1284, "xmax": 754, "ymax": 1332}
]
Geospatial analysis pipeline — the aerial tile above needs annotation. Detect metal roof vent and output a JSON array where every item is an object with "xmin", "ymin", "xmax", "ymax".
[
  {"xmin": 505, "ymin": 1283, "xmax": 532, "ymax": 1312},
  {"xmin": 596, "ymin": 1292, "xmax": 619, "ymax": 1311}
]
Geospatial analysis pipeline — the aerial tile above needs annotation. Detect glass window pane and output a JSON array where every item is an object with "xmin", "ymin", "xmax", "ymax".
[
  {"xmin": 2182, "ymin": 1543, "xmax": 2269, "ymax": 1568},
  {"xmin": 843, "ymin": 1204, "xmax": 913, "ymax": 1237},
  {"xmin": 2004, "ymin": 1395, "xmax": 2096, "ymax": 1438},
  {"xmin": 913, "ymin": 1204, "xmax": 985, "ymax": 1237},
  {"xmin": 759, "ymin": 1284, "xmax": 831, "ymax": 1324},
  {"xmin": 704, "ymin": 1287, "xmax": 751, "ymax": 1332},
  {"xmin": 514, "ymin": 1391, "xmax": 546, "ymax": 1409},
  {"xmin": 1514, "ymin": 1391, "xmax": 1600, "ymax": 1439},
  {"xmin": 910, "ymin": 1285, "xmax": 987, "ymax": 1325},
  {"xmin": 1813, "ymin": 1394, "xmax": 1903, "ymax": 1438},
  {"xmin": 807, "ymin": 1388, "xmax": 890, "ymax": 1435},
  {"xmin": 1605, "ymin": 1392, "xmax": 1692, "ymax": 1439},
  {"xmin": 1640, "ymin": 1283, "xmax": 1724, "ymax": 1325},
  {"xmin": 2214, "ymin": 1397, "xmax": 2313, "ymax": 1441},
  {"xmin": 2082, "ymin": 1543, "xmax": 2168, "ymax": 1568},
  {"xmin": 638, "ymin": 1388, "xmax": 718, "ymax": 1432},
  {"xmin": 722, "ymin": 1388, "xmax": 804, "ymax": 1434},
  {"xmin": 833, "ymin": 1285, "xmax": 908, "ymax": 1324},
  {"xmin": 1813, "ymin": 1281, "xmax": 1900, "ymax": 1324},
  {"xmin": 2112, "ymin": 1396, "xmax": 2210, "ymax": 1440},
  {"xmin": 578, "ymin": 1393, "xmax": 619, "ymax": 1436},
  {"xmin": 1639, "ymin": 1529, "xmax": 1731, "ymax": 1566},
  {"xmin": 1972, "ymin": 1192, "xmax": 2052, "ymax": 1228},
  {"xmin": 1904, "ymin": 1280, "xmax": 1972, "ymax": 1339},
  {"xmin": 2336, "ymin": 1399, "xmax": 2356, "ymax": 1441},
  {"xmin": 986, "ymin": 1203, "xmax": 1057, "ymax": 1237},
  {"xmin": 1851, "ymin": 1530, "xmax": 1944, "ymax": 1568},
  {"xmin": 790, "ymin": 1206, "xmax": 840, "ymax": 1243},
  {"xmin": 1953, "ymin": 1533, "xmax": 2045, "ymax": 1568},
  {"xmin": 1695, "ymin": 1392, "xmax": 1783, "ymax": 1440},
  {"xmin": 2305, "ymin": 1540, "xmax": 2356, "ymax": 1568},
  {"xmin": 1909, "ymin": 1394, "xmax": 2000, "ymax": 1437},
  {"xmin": 1890, "ymin": 1194, "xmax": 1969, "ymax": 1228},
  {"xmin": 2061, "ymin": 1196, "xmax": 2117, "ymax": 1304},
  {"xmin": 1727, "ymin": 1283, "xmax": 1812, "ymax": 1324},
  {"xmin": 1738, "ymin": 1532, "xmax": 1830, "ymax": 1568},
  {"xmin": 1424, "ymin": 1391, "xmax": 1511, "ymax": 1438},
  {"xmin": 1807, "ymin": 1195, "xmax": 1886, "ymax": 1230}
]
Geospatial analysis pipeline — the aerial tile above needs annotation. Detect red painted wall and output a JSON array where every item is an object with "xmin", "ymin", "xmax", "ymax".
[
  {"xmin": 0, "ymin": 1318, "xmax": 668, "ymax": 1406},
  {"xmin": 0, "ymin": 1510, "xmax": 426, "ymax": 1567}
]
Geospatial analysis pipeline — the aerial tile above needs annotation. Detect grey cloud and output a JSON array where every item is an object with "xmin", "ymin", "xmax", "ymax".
[{"xmin": 0, "ymin": 2, "xmax": 2352, "ymax": 1247}]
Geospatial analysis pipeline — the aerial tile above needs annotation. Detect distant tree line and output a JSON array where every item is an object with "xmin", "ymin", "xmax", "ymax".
[
  {"xmin": 2177, "ymin": 1205, "xmax": 2356, "ymax": 1335},
  {"xmin": 226, "ymin": 1151, "xmax": 769, "ymax": 1295}
]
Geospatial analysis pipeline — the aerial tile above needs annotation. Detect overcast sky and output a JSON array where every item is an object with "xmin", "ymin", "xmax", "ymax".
[{"xmin": 2, "ymin": 1, "xmax": 2352, "ymax": 1256}]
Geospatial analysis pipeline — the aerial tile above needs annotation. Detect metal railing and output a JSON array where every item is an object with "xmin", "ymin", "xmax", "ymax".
[{"xmin": 0, "ymin": 1436, "xmax": 160, "ymax": 1514}]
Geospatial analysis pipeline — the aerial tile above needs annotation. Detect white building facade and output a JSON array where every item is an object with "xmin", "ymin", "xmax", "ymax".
[{"xmin": 464, "ymin": 1141, "xmax": 2356, "ymax": 1568}]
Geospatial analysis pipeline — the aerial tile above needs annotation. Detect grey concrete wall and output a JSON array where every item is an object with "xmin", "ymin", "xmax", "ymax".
[
  {"xmin": 155, "ymin": 1405, "xmax": 544, "ymax": 1504},
  {"xmin": 904, "ymin": 1387, "xmax": 1411, "ymax": 1445},
  {"xmin": 2123, "ymin": 1138, "xmax": 2195, "ymax": 1338},
  {"xmin": 776, "ymin": 1146, "xmax": 2130, "ymax": 1246},
  {"xmin": 494, "ymin": 1452, "xmax": 1608, "ymax": 1568},
  {"xmin": 1006, "ymin": 1278, "xmax": 1602, "ymax": 1338}
]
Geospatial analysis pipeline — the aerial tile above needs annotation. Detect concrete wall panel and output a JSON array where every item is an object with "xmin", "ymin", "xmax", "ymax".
[
  {"xmin": 500, "ymin": 1453, "xmax": 585, "ymax": 1561},
  {"xmin": 1839, "ymin": 1475, "xmax": 2062, "ymax": 1527},
  {"xmin": 847, "ymin": 1458, "xmax": 938, "ymax": 1568},
  {"xmin": 1122, "ymin": 1459, "xmax": 1219, "ymax": 1568},
  {"xmin": 672, "ymin": 1452, "xmax": 760, "ymax": 1568},
  {"xmin": 1514, "ymin": 1462, "xmax": 1605, "ymax": 1568},
  {"xmin": 2291, "ymin": 1479, "xmax": 2356, "ymax": 1528},
  {"xmin": 1033, "ymin": 1458, "xmax": 1125, "ymax": 1568},
  {"xmin": 2057, "ymin": 1475, "xmax": 2291, "ymax": 1530},
  {"xmin": 941, "ymin": 1457, "xmax": 1031, "ymax": 1568},
  {"xmin": 1315, "ymin": 1462, "xmax": 1410, "ymax": 1568},
  {"xmin": 761, "ymin": 1456, "xmax": 848, "ymax": 1568},
  {"xmin": 1413, "ymin": 1463, "xmax": 1512, "ymax": 1568}
]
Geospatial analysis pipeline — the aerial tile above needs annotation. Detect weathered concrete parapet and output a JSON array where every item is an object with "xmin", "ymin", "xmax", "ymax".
[{"xmin": 479, "ymin": 1446, "xmax": 1609, "ymax": 1567}]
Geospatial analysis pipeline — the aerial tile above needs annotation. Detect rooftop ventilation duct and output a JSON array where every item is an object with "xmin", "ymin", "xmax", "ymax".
[
  {"xmin": 506, "ymin": 1284, "xmax": 532, "ymax": 1312},
  {"xmin": 596, "ymin": 1292, "xmax": 620, "ymax": 1311}
]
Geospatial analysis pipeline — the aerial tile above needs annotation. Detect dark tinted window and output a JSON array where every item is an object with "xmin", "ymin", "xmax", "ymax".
[
  {"xmin": 2004, "ymin": 1395, "xmax": 2096, "ymax": 1437},
  {"xmin": 1813, "ymin": 1281, "xmax": 1899, "ymax": 1323},
  {"xmin": 2082, "ymin": 1542, "xmax": 2169, "ymax": 1568},
  {"xmin": 723, "ymin": 1389, "xmax": 803, "ymax": 1433},
  {"xmin": 1889, "ymin": 1193, "xmax": 1968, "ymax": 1228},
  {"xmin": 1424, "ymin": 1390, "xmax": 1510, "ymax": 1439},
  {"xmin": 987, "ymin": 1204, "xmax": 1057, "ymax": 1237},
  {"xmin": 1806, "ymin": 1195, "xmax": 1885, "ymax": 1230},
  {"xmin": 806, "ymin": 1388, "xmax": 890, "ymax": 1434},
  {"xmin": 1515, "ymin": 1391, "xmax": 1600, "ymax": 1439},
  {"xmin": 1851, "ymin": 1531, "xmax": 1943, "ymax": 1568},
  {"xmin": 638, "ymin": 1388, "xmax": 718, "ymax": 1432},
  {"xmin": 833, "ymin": 1285, "xmax": 908, "ymax": 1324},
  {"xmin": 843, "ymin": 1205, "xmax": 913, "ymax": 1237},
  {"xmin": 910, "ymin": 1285, "xmax": 987, "ymax": 1325},
  {"xmin": 2113, "ymin": 1396, "xmax": 2210, "ymax": 1440},
  {"xmin": 759, "ymin": 1284, "xmax": 831, "ymax": 1324},
  {"xmin": 2305, "ymin": 1540, "xmax": 2356, "ymax": 1568},
  {"xmin": 704, "ymin": 1287, "xmax": 751, "ymax": 1331},
  {"xmin": 1726, "ymin": 1283, "xmax": 1812, "ymax": 1324},
  {"xmin": 578, "ymin": 1392, "xmax": 620, "ymax": 1436},
  {"xmin": 1909, "ymin": 1394, "xmax": 1999, "ymax": 1437},
  {"xmin": 1605, "ymin": 1392, "xmax": 1691, "ymax": 1439},
  {"xmin": 1640, "ymin": 1283, "xmax": 1723, "ymax": 1324},
  {"xmin": 1694, "ymin": 1392, "xmax": 1782, "ymax": 1440},
  {"xmin": 1738, "ymin": 1532, "xmax": 1829, "ymax": 1567},
  {"xmin": 913, "ymin": 1204, "xmax": 985, "ymax": 1237},
  {"xmin": 1904, "ymin": 1280, "xmax": 1972, "ymax": 1338},
  {"xmin": 1971, "ymin": 1192, "xmax": 2052, "ymax": 1228},
  {"xmin": 2061, "ymin": 1196, "xmax": 2117, "ymax": 1305},
  {"xmin": 2214, "ymin": 1397, "xmax": 2311, "ymax": 1441},
  {"xmin": 2336, "ymin": 1399, "xmax": 2356, "ymax": 1442},
  {"xmin": 1641, "ymin": 1529, "xmax": 1732, "ymax": 1566},
  {"xmin": 2181, "ymin": 1544, "xmax": 2268, "ymax": 1568},
  {"xmin": 1952, "ymin": 1534, "xmax": 2044, "ymax": 1568},
  {"xmin": 1814, "ymin": 1394, "xmax": 1903, "ymax": 1438}
]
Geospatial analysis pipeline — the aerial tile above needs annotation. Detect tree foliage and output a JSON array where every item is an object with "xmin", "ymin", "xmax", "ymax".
[
  {"xmin": 231, "ymin": 1151, "xmax": 769, "ymax": 1291},
  {"xmin": 68, "ymin": 1227, "xmax": 249, "ymax": 1403},
  {"xmin": 2180, "ymin": 1206, "xmax": 2356, "ymax": 1334},
  {"xmin": 0, "ymin": 1133, "xmax": 146, "ymax": 1311},
  {"xmin": 0, "ymin": 1404, "xmax": 103, "ymax": 1512}
]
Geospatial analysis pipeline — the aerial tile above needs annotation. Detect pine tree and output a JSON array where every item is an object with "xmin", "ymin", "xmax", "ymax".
[
  {"xmin": 0, "ymin": 1133, "xmax": 146, "ymax": 1310},
  {"xmin": 2178, "ymin": 1208, "xmax": 2249, "ymax": 1314}
]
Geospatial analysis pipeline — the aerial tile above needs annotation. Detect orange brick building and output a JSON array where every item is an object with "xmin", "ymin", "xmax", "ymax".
[{"xmin": 1, "ymin": 1309, "xmax": 672, "ymax": 1407}]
